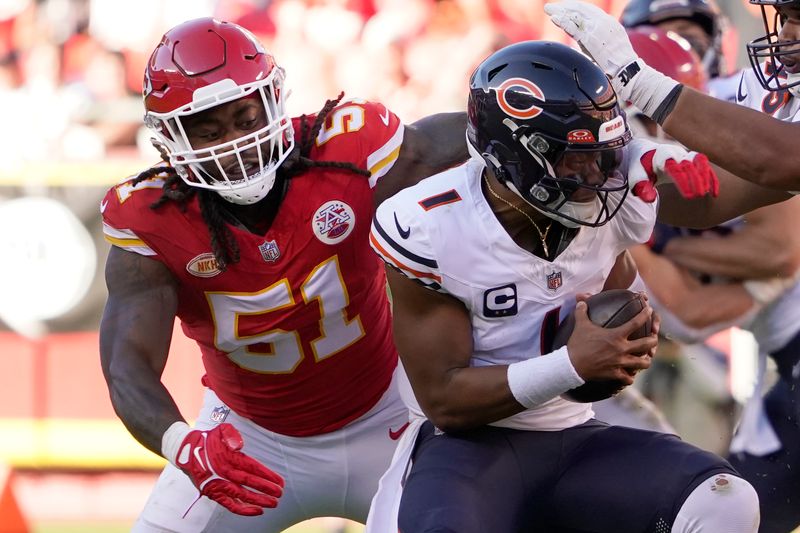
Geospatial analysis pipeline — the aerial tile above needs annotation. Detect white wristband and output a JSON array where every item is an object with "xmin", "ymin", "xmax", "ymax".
[
  {"xmin": 615, "ymin": 60, "xmax": 679, "ymax": 119},
  {"xmin": 506, "ymin": 346, "xmax": 585, "ymax": 409},
  {"xmin": 161, "ymin": 421, "xmax": 192, "ymax": 466}
]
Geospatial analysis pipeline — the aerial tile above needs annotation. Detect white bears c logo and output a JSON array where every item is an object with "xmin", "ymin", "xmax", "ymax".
[{"xmin": 495, "ymin": 78, "xmax": 545, "ymax": 120}]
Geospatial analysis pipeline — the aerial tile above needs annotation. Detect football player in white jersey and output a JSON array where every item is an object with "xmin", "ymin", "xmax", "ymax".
[
  {"xmin": 366, "ymin": 41, "xmax": 759, "ymax": 533},
  {"xmin": 545, "ymin": 0, "xmax": 800, "ymax": 193}
]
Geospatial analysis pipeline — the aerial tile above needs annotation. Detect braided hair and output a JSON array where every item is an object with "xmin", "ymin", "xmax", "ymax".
[{"xmin": 131, "ymin": 92, "xmax": 371, "ymax": 270}]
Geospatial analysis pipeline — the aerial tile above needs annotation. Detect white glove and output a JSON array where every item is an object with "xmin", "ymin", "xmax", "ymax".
[
  {"xmin": 625, "ymin": 138, "xmax": 719, "ymax": 202},
  {"xmin": 544, "ymin": 1, "xmax": 679, "ymax": 117}
]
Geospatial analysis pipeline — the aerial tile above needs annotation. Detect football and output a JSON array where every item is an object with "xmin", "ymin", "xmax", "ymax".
[{"xmin": 552, "ymin": 289, "xmax": 652, "ymax": 403}]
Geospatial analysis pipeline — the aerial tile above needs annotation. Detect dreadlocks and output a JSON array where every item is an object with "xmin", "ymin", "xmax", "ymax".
[{"xmin": 130, "ymin": 92, "xmax": 371, "ymax": 270}]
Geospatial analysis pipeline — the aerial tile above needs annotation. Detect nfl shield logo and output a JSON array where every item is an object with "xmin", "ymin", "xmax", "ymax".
[
  {"xmin": 546, "ymin": 271, "xmax": 563, "ymax": 292},
  {"xmin": 258, "ymin": 240, "xmax": 281, "ymax": 263},
  {"xmin": 210, "ymin": 406, "xmax": 230, "ymax": 424}
]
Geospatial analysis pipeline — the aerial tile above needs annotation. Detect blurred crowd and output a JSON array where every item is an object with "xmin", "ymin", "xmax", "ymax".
[{"xmin": 2, "ymin": 0, "xmax": 653, "ymax": 167}]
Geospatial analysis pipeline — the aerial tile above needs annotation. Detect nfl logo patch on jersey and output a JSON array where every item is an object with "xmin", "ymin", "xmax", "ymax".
[
  {"xmin": 547, "ymin": 271, "xmax": 562, "ymax": 291},
  {"xmin": 313, "ymin": 200, "xmax": 355, "ymax": 245},
  {"xmin": 210, "ymin": 405, "xmax": 230, "ymax": 424},
  {"xmin": 258, "ymin": 240, "xmax": 281, "ymax": 263}
]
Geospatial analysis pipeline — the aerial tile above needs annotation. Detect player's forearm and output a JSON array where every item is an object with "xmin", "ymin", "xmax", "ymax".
[
  {"xmin": 664, "ymin": 284, "xmax": 755, "ymax": 329},
  {"xmin": 662, "ymin": 88, "xmax": 799, "ymax": 190},
  {"xmin": 101, "ymin": 343, "xmax": 185, "ymax": 456},
  {"xmin": 107, "ymin": 370, "xmax": 185, "ymax": 456},
  {"xmin": 664, "ymin": 236, "xmax": 797, "ymax": 279},
  {"xmin": 656, "ymin": 169, "xmax": 789, "ymax": 228},
  {"xmin": 411, "ymin": 364, "xmax": 526, "ymax": 433},
  {"xmin": 375, "ymin": 112, "xmax": 469, "ymax": 205}
]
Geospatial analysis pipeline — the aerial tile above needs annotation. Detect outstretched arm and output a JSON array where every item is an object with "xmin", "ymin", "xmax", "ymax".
[
  {"xmin": 99, "ymin": 246, "xmax": 183, "ymax": 455},
  {"xmin": 602, "ymin": 250, "xmax": 637, "ymax": 291},
  {"xmin": 374, "ymin": 112, "xmax": 468, "ymax": 205},
  {"xmin": 662, "ymin": 88, "xmax": 800, "ymax": 190},
  {"xmin": 545, "ymin": 0, "xmax": 800, "ymax": 191},
  {"xmin": 656, "ymin": 163, "xmax": 790, "ymax": 228}
]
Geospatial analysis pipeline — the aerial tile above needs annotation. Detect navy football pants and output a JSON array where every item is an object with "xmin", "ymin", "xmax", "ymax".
[{"xmin": 399, "ymin": 420, "xmax": 736, "ymax": 533}]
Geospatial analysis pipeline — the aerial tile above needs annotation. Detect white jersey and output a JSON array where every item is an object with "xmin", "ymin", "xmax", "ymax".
[
  {"xmin": 370, "ymin": 157, "xmax": 657, "ymax": 431},
  {"xmin": 708, "ymin": 70, "xmax": 744, "ymax": 103},
  {"xmin": 736, "ymin": 65, "xmax": 800, "ymax": 123}
]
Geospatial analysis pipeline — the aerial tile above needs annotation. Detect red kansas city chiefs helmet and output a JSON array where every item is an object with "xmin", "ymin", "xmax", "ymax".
[
  {"xmin": 143, "ymin": 18, "xmax": 294, "ymax": 205},
  {"xmin": 627, "ymin": 26, "xmax": 708, "ymax": 92}
]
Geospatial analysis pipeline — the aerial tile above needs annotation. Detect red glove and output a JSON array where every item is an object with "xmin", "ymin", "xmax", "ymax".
[
  {"xmin": 166, "ymin": 422, "xmax": 284, "ymax": 516},
  {"xmin": 626, "ymin": 138, "xmax": 719, "ymax": 203}
]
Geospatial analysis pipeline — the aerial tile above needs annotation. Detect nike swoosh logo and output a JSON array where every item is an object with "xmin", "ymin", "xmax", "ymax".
[
  {"xmin": 193, "ymin": 446, "xmax": 208, "ymax": 472},
  {"xmin": 379, "ymin": 106, "xmax": 391, "ymax": 127},
  {"xmin": 736, "ymin": 74, "xmax": 747, "ymax": 103},
  {"xmin": 394, "ymin": 212, "xmax": 410, "ymax": 239},
  {"xmin": 100, "ymin": 200, "xmax": 109, "ymax": 213},
  {"xmin": 389, "ymin": 421, "xmax": 410, "ymax": 440}
]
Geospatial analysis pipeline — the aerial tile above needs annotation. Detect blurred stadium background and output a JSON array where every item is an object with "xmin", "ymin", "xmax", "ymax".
[{"xmin": 0, "ymin": 0, "xmax": 776, "ymax": 531}]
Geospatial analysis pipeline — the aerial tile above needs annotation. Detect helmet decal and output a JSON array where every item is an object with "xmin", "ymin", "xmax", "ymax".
[
  {"xmin": 143, "ymin": 70, "xmax": 153, "ymax": 99},
  {"xmin": 566, "ymin": 130, "xmax": 597, "ymax": 143},
  {"xmin": 494, "ymin": 77, "xmax": 545, "ymax": 120},
  {"xmin": 598, "ymin": 116, "xmax": 627, "ymax": 142}
]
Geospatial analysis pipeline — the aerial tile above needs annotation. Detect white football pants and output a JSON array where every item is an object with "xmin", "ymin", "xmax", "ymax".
[{"xmin": 132, "ymin": 371, "xmax": 408, "ymax": 533}]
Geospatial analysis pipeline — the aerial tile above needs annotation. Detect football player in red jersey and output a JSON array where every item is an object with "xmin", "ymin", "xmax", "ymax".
[{"xmin": 98, "ymin": 18, "xmax": 468, "ymax": 532}]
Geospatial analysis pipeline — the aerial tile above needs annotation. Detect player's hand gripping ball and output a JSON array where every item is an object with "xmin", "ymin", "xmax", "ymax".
[{"xmin": 553, "ymin": 289, "xmax": 652, "ymax": 402}]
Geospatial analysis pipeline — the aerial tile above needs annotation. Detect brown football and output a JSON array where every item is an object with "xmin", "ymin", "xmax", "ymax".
[{"xmin": 552, "ymin": 289, "xmax": 652, "ymax": 403}]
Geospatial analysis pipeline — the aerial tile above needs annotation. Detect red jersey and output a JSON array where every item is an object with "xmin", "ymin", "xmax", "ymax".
[{"xmin": 102, "ymin": 100, "xmax": 404, "ymax": 437}]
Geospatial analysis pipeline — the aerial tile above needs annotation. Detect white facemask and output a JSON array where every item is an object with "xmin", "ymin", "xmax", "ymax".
[{"xmin": 216, "ymin": 168, "xmax": 277, "ymax": 205}]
